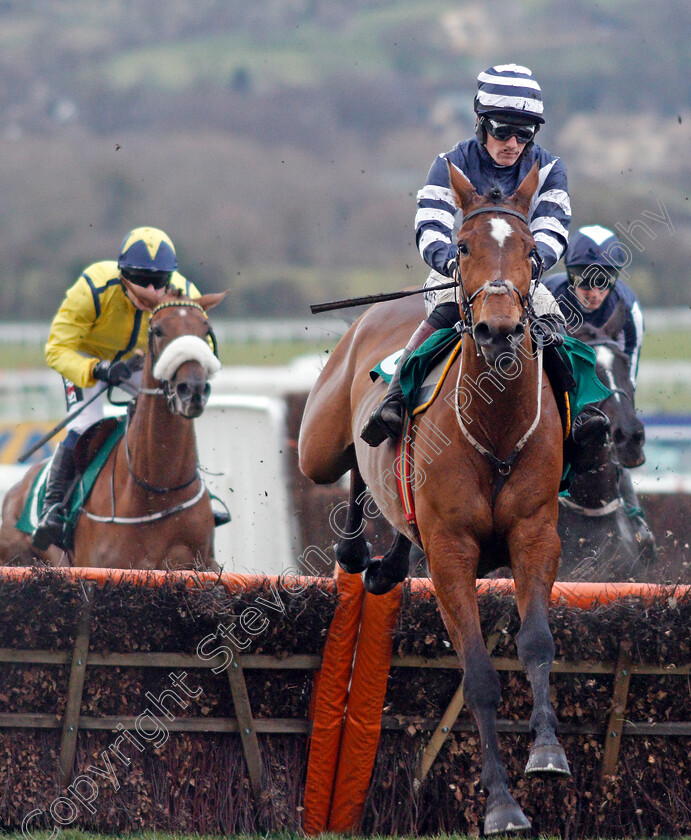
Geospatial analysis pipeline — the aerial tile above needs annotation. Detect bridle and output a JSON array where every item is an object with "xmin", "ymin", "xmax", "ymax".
[
  {"xmin": 142, "ymin": 299, "xmax": 220, "ymax": 410},
  {"xmin": 127, "ymin": 298, "xmax": 219, "ymax": 494},
  {"xmin": 453, "ymin": 205, "xmax": 539, "ymax": 335},
  {"xmin": 450, "ymin": 205, "xmax": 544, "ymax": 497}
]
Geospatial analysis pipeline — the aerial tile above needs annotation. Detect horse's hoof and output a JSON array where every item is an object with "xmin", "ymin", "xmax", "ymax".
[
  {"xmin": 484, "ymin": 800, "xmax": 531, "ymax": 835},
  {"xmin": 333, "ymin": 540, "xmax": 371, "ymax": 575},
  {"xmin": 525, "ymin": 743, "xmax": 571, "ymax": 776},
  {"xmin": 363, "ymin": 557, "xmax": 403, "ymax": 596}
]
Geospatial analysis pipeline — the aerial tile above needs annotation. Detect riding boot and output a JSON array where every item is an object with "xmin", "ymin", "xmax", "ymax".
[
  {"xmin": 361, "ymin": 302, "xmax": 460, "ymax": 447},
  {"xmin": 32, "ymin": 443, "xmax": 76, "ymax": 550},
  {"xmin": 566, "ymin": 405, "xmax": 611, "ymax": 474}
]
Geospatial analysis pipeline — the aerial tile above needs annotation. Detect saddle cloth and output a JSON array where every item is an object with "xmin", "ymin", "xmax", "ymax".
[
  {"xmin": 16, "ymin": 418, "xmax": 126, "ymax": 547},
  {"xmin": 371, "ymin": 329, "xmax": 611, "ymax": 428}
]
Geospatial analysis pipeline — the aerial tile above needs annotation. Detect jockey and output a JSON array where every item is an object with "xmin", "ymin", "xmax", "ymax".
[
  {"xmin": 361, "ymin": 63, "xmax": 609, "ymax": 455},
  {"xmin": 32, "ymin": 227, "xmax": 201, "ymax": 551},
  {"xmin": 544, "ymin": 225, "xmax": 648, "ymax": 522},
  {"xmin": 543, "ymin": 225, "xmax": 644, "ymax": 388}
]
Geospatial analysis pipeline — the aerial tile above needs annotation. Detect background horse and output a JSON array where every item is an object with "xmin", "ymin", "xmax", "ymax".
[
  {"xmin": 557, "ymin": 303, "xmax": 657, "ymax": 580},
  {"xmin": 300, "ymin": 163, "xmax": 571, "ymax": 834},
  {"xmin": 0, "ymin": 282, "xmax": 227, "ymax": 570}
]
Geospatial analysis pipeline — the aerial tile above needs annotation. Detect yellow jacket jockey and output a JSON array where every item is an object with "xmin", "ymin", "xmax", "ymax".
[{"xmin": 33, "ymin": 226, "xmax": 200, "ymax": 551}]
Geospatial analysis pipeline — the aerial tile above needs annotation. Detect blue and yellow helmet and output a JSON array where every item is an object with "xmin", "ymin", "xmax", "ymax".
[{"xmin": 118, "ymin": 227, "xmax": 177, "ymax": 274}]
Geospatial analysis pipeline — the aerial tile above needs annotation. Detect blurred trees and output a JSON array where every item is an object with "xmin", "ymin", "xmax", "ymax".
[{"xmin": 0, "ymin": 0, "xmax": 687, "ymax": 319}]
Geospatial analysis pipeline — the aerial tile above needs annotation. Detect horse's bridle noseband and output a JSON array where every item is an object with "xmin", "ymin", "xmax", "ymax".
[
  {"xmin": 146, "ymin": 299, "xmax": 220, "ymax": 410},
  {"xmin": 453, "ymin": 205, "xmax": 538, "ymax": 335}
]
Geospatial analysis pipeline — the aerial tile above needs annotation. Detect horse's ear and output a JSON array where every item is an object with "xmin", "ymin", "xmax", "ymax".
[
  {"xmin": 448, "ymin": 160, "xmax": 479, "ymax": 211},
  {"xmin": 121, "ymin": 278, "xmax": 160, "ymax": 311},
  {"xmin": 196, "ymin": 290, "xmax": 230, "ymax": 312},
  {"xmin": 512, "ymin": 161, "xmax": 540, "ymax": 215},
  {"xmin": 603, "ymin": 299, "xmax": 627, "ymax": 339}
]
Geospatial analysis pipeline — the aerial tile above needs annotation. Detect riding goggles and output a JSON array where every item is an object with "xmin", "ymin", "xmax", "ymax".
[
  {"xmin": 568, "ymin": 267, "xmax": 618, "ymax": 290},
  {"xmin": 484, "ymin": 118, "xmax": 539, "ymax": 144},
  {"xmin": 121, "ymin": 269, "xmax": 172, "ymax": 290}
]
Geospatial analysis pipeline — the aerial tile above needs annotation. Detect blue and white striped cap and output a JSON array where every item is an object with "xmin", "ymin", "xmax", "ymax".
[{"xmin": 475, "ymin": 64, "xmax": 544, "ymax": 124}]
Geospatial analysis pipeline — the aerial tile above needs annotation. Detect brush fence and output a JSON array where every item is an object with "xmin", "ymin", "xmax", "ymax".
[{"xmin": 0, "ymin": 567, "xmax": 688, "ymax": 838}]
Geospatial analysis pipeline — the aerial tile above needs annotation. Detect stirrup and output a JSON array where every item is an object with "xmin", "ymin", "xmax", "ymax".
[
  {"xmin": 213, "ymin": 510, "xmax": 231, "ymax": 528},
  {"xmin": 360, "ymin": 395, "xmax": 406, "ymax": 447}
]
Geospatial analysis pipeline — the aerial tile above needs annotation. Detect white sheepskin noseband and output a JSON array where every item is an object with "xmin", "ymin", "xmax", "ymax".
[{"xmin": 153, "ymin": 335, "xmax": 222, "ymax": 382}]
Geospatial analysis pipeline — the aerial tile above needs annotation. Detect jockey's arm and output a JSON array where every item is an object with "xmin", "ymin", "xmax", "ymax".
[
  {"xmin": 529, "ymin": 157, "xmax": 571, "ymax": 273},
  {"xmin": 625, "ymin": 298, "xmax": 645, "ymax": 389},
  {"xmin": 415, "ymin": 156, "xmax": 459, "ymax": 278},
  {"xmin": 45, "ymin": 278, "xmax": 102, "ymax": 389}
]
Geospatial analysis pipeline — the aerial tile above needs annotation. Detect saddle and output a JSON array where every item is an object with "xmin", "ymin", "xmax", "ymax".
[
  {"xmin": 371, "ymin": 329, "xmax": 589, "ymax": 440},
  {"xmin": 16, "ymin": 418, "xmax": 126, "ymax": 549}
]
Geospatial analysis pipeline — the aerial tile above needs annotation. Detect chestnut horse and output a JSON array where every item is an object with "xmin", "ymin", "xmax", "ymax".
[
  {"xmin": 299, "ymin": 163, "xmax": 569, "ymax": 834},
  {"xmin": 0, "ymin": 282, "xmax": 227, "ymax": 571}
]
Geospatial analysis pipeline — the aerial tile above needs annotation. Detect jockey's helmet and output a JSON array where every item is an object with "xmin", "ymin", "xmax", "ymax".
[
  {"xmin": 118, "ymin": 227, "xmax": 177, "ymax": 289},
  {"xmin": 566, "ymin": 226, "xmax": 626, "ymax": 290},
  {"xmin": 474, "ymin": 64, "xmax": 544, "ymax": 146}
]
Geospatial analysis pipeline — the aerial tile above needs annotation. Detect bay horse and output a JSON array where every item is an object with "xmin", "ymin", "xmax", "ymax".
[
  {"xmin": 558, "ymin": 303, "xmax": 656, "ymax": 580},
  {"xmin": 0, "ymin": 281, "xmax": 227, "ymax": 571},
  {"xmin": 300, "ymin": 163, "xmax": 570, "ymax": 834}
]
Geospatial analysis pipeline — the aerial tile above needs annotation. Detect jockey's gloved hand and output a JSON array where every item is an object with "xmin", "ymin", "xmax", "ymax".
[
  {"xmin": 93, "ymin": 359, "xmax": 133, "ymax": 386},
  {"xmin": 530, "ymin": 251, "xmax": 544, "ymax": 283},
  {"xmin": 446, "ymin": 258, "xmax": 458, "ymax": 279}
]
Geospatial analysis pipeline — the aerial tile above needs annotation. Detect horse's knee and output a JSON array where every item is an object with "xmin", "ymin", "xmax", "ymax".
[
  {"xmin": 463, "ymin": 656, "xmax": 502, "ymax": 713},
  {"xmin": 516, "ymin": 612, "xmax": 555, "ymax": 668}
]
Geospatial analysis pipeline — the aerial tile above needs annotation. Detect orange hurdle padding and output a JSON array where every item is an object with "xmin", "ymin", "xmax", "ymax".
[
  {"xmin": 0, "ymin": 568, "xmax": 685, "ymax": 608},
  {"xmin": 327, "ymin": 584, "xmax": 403, "ymax": 833},
  {"xmin": 0, "ymin": 566, "xmax": 336, "ymax": 595},
  {"xmin": 407, "ymin": 577, "xmax": 690, "ymax": 608},
  {"xmin": 303, "ymin": 568, "xmax": 366, "ymax": 835}
]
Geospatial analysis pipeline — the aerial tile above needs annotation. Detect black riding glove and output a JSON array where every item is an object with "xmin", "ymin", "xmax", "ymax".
[
  {"xmin": 93, "ymin": 359, "xmax": 133, "ymax": 386},
  {"xmin": 446, "ymin": 257, "xmax": 458, "ymax": 279},
  {"xmin": 530, "ymin": 252, "xmax": 544, "ymax": 283}
]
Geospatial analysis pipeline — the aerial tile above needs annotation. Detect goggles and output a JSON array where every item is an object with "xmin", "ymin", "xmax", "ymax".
[
  {"xmin": 485, "ymin": 118, "xmax": 539, "ymax": 144},
  {"xmin": 568, "ymin": 267, "xmax": 617, "ymax": 290},
  {"xmin": 121, "ymin": 269, "xmax": 171, "ymax": 290}
]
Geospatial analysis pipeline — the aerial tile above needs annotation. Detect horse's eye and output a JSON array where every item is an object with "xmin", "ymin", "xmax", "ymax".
[
  {"xmin": 458, "ymin": 242, "xmax": 470, "ymax": 256},
  {"xmin": 151, "ymin": 324, "xmax": 163, "ymax": 338}
]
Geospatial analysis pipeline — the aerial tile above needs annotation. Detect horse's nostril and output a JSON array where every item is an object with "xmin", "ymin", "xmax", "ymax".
[
  {"xmin": 512, "ymin": 323, "xmax": 525, "ymax": 340},
  {"xmin": 177, "ymin": 382, "xmax": 190, "ymax": 398},
  {"xmin": 474, "ymin": 322, "xmax": 491, "ymax": 344},
  {"xmin": 612, "ymin": 428, "xmax": 626, "ymax": 446},
  {"xmin": 633, "ymin": 429, "xmax": 646, "ymax": 445}
]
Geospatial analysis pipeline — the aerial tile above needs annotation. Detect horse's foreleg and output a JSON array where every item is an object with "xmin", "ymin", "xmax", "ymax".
[
  {"xmin": 511, "ymin": 525, "xmax": 571, "ymax": 777},
  {"xmin": 333, "ymin": 467, "xmax": 372, "ymax": 574},
  {"xmin": 432, "ymin": 547, "xmax": 530, "ymax": 834}
]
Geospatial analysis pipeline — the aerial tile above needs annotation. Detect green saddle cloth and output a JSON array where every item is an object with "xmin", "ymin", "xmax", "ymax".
[
  {"xmin": 372, "ymin": 329, "xmax": 611, "ymax": 421},
  {"xmin": 16, "ymin": 418, "xmax": 126, "ymax": 546}
]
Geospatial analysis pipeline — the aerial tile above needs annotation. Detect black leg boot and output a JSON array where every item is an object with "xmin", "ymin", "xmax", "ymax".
[
  {"xmin": 566, "ymin": 405, "xmax": 611, "ymax": 474},
  {"xmin": 32, "ymin": 443, "xmax": 76, "ymax": 550}
]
